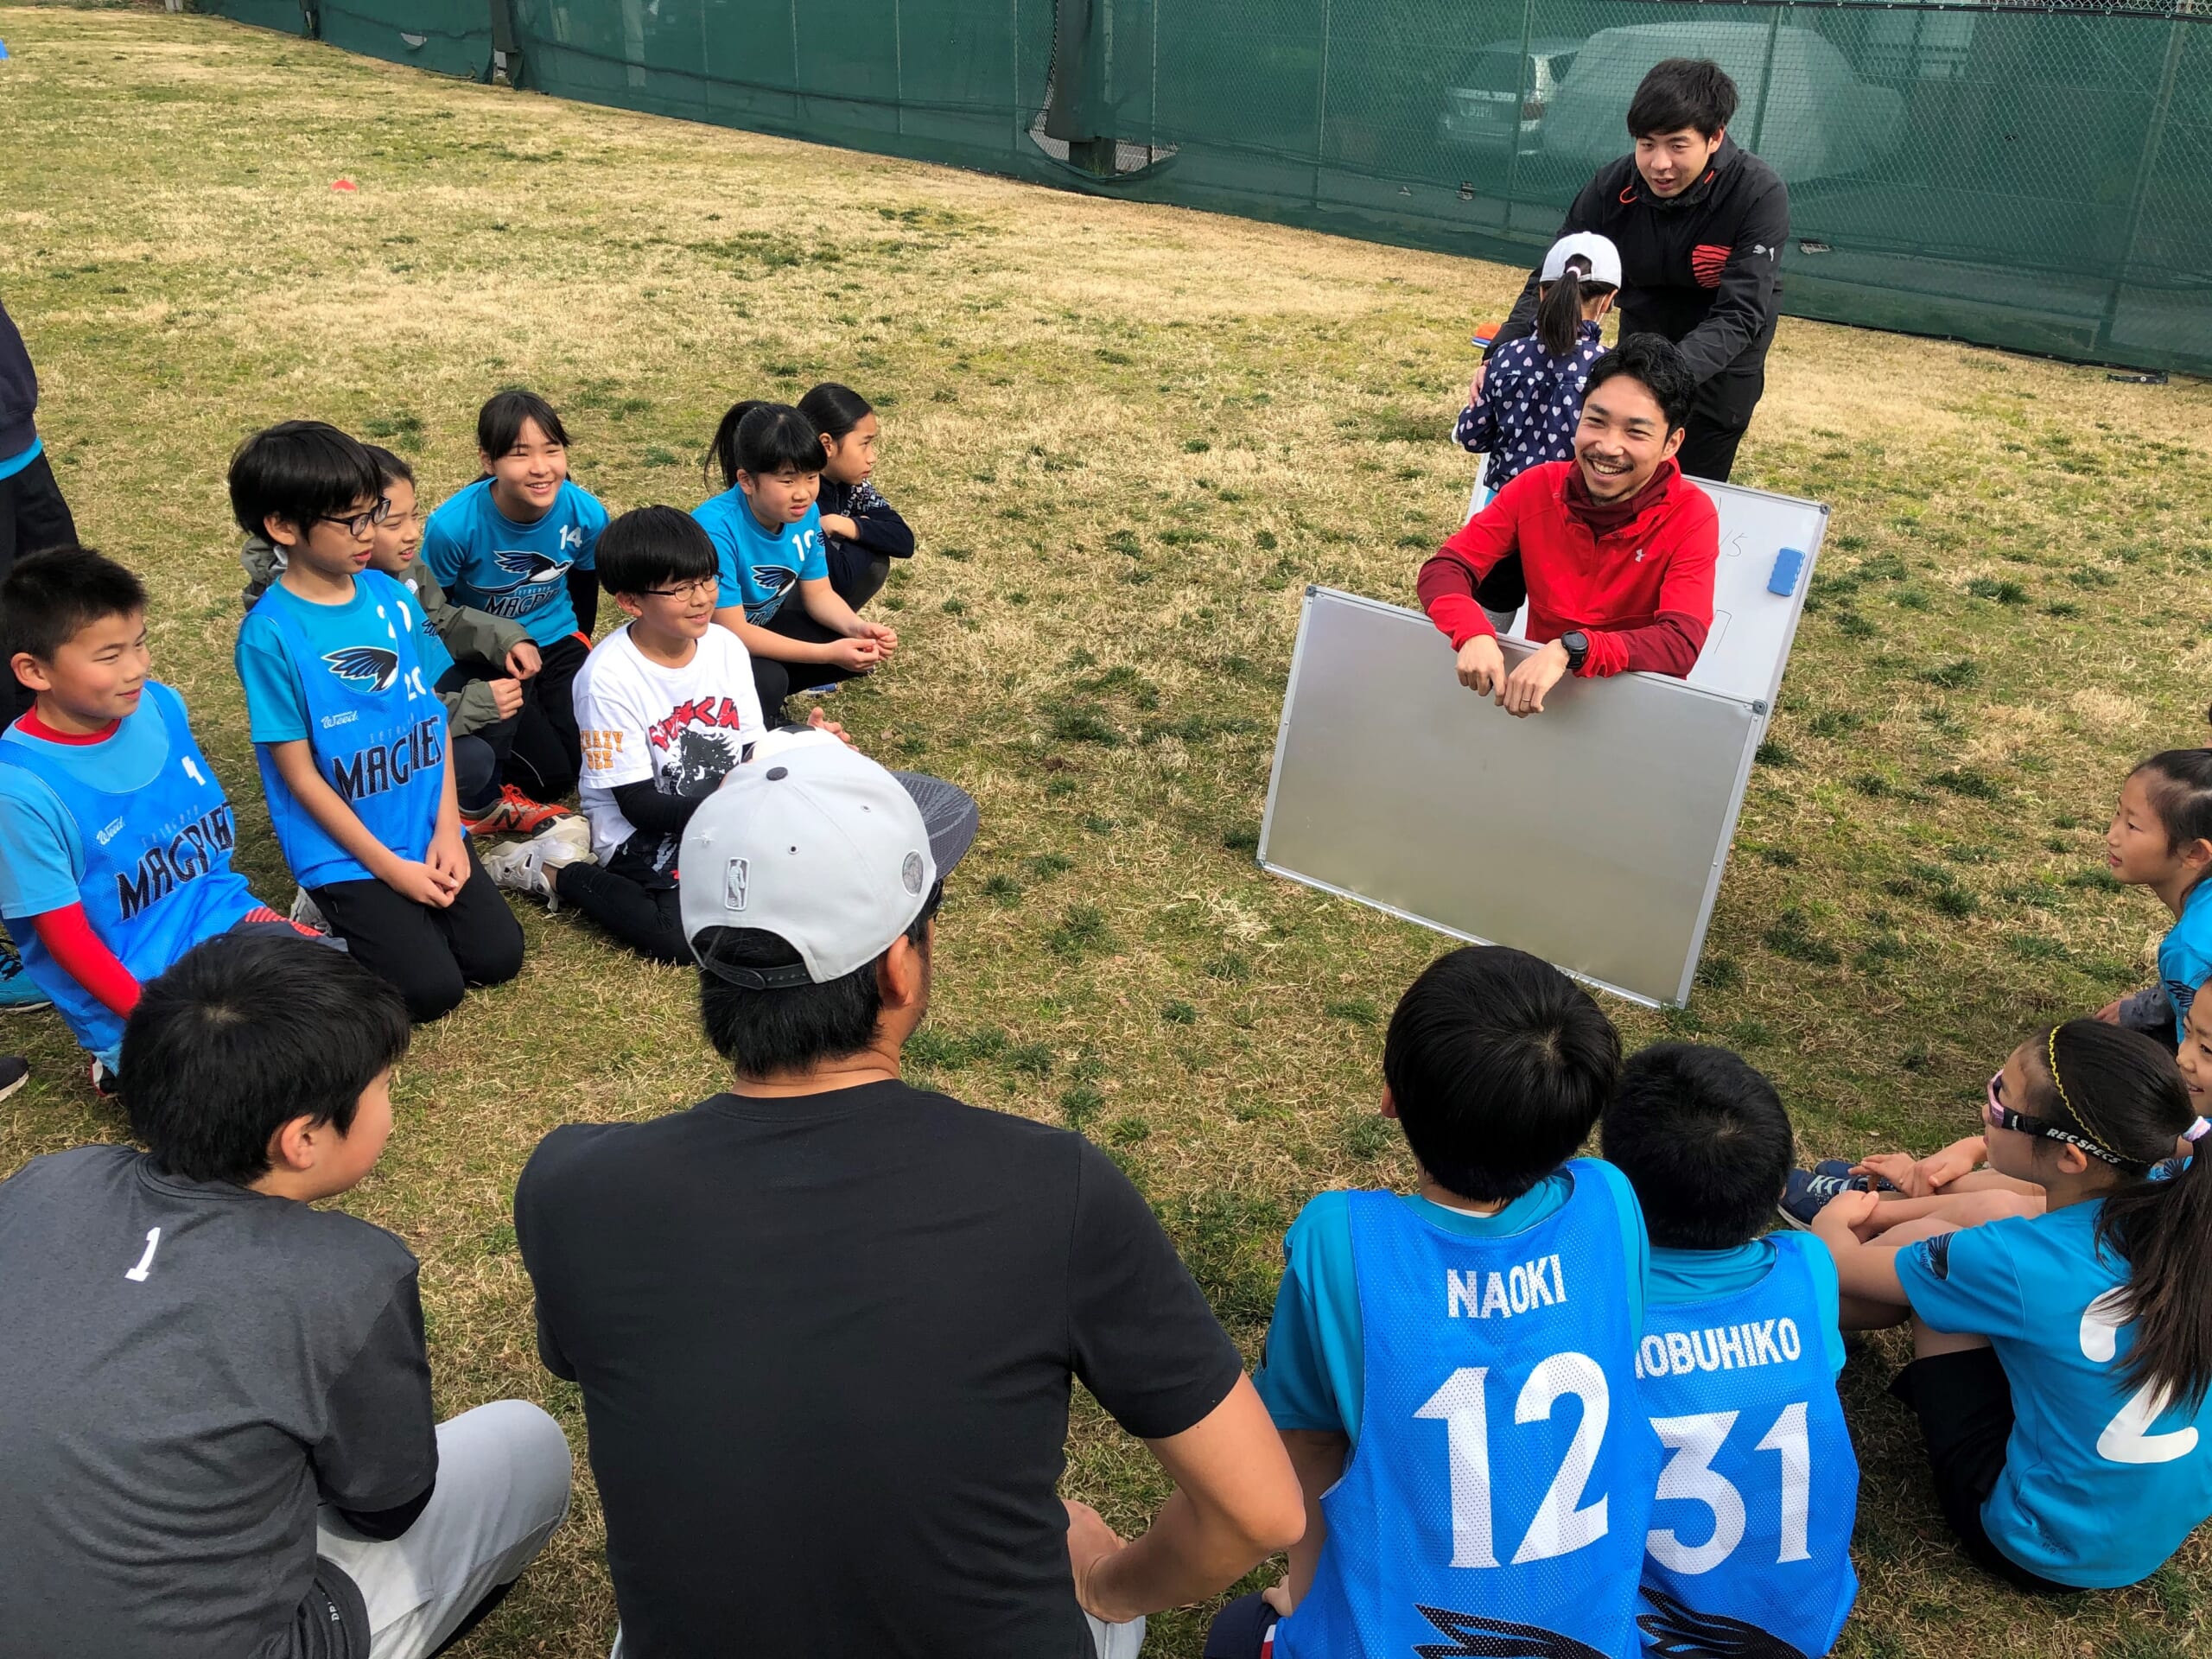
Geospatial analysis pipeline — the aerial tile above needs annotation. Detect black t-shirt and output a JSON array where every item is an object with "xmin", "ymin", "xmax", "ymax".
[{"xmin": 513, "ymin": 1081, "xmax": 1243, "ymax": 1659}]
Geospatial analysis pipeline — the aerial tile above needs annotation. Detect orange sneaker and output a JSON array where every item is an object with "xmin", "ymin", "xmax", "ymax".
[{"xmin": 461, "ymin": 785, "xmax": 573, "ymax": 837}]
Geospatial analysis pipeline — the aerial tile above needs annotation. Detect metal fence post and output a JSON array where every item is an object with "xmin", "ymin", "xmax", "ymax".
[
  {"xmin": 2094, "ymin": 18, "xmax": 2186, "ymax": 359},
  {"xmin": 1500, "ymin": 0, "xmax": 1536, "ymax": 233},
  {"xmin": 486, "ymin": 0, "xmax": 521, "ymax": 86},
  {"xmin": 1310, "ymin": 0, "xmax": 1332, "ymax": 207},
  {"xmin": 1747, "ymin": 3, "xmax": 1783, "ymax": 156}
]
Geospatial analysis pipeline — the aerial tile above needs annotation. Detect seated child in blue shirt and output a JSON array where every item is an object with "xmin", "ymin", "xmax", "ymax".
[
  {"xmin": 1817, "ymin": 1020, "xmax": 2212, "ymax": 1593},
  {"xmin": 1601, "ymin": 1044, "xmax": 1859, "ymax": 1657},
  {"xmin": 1210, "ymin": 944, "xmax": 1656, "ymax": 1659},
  {"xmin": 695, "ymin": 400, "xmax": 898, "ymax": 722},
  {"xmin": 798, "ymin": 382, "xmax": 914, "ymax": 610},
  {"xmin": 0, "ymin": 548, "xmax": 305, "ymax": 1086},
  {"xmin": 2097, "ymin": 746, "xmax": 2212, "ymax": 1046},
  {"xmin": 421, "ymin": 390, "xmax": 609, "ymax": 810},
  {"xmin": 232, "ymin": 421, "xmax": 525, "ymax": 1024}
]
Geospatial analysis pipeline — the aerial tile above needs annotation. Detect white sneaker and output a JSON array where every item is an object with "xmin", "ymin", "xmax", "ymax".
[
  {"xmin": 288, "ymin": 887, "xmax": 330, "ymax": 935},
  {"xmin": 482, "ymin": 819, "xmax": 596, "ymax": 912}
]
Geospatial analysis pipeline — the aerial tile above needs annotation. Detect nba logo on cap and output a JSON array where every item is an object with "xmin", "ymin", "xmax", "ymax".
[
  {"xmin": 901, "ymin": 851, "xmax": 924, "ymax": 895},
  {"xmin": 725, "ymin": 857, "xmax": 750, "ymax": 911}
]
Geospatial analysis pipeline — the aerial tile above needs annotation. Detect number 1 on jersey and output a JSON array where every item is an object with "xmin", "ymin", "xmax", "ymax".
[{"xmin": 124, "ymin": 1226, "xmax": 162, "ymax": 1282}]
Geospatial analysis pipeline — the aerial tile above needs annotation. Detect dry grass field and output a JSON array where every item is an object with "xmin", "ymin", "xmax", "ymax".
[{"xmin": 6, "ymin": 3, "xmax": 2212, "ymax": 1653}]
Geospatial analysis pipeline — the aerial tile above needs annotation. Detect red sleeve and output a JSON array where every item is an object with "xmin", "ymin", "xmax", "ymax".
[
  {"xmin": 31, "ymin": 903, "xmax": 142, "ymax": 1018},
  {"xmin": 1580, "ymin": 613, "xmax": 1711, "ymax": 678},
  {"xmin": 1418, "ymin": 478, "xmax": 1529, "ymax": 648}
]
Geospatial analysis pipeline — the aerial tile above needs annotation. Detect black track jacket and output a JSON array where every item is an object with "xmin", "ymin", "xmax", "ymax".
[{"xmin": 1492, "ymin": 138, "xmax": 1789, "ymax": 430}]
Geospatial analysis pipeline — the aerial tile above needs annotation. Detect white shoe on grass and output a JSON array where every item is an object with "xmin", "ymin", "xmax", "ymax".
[
  {"xmin": 482, "ymin": 818, "xmax": 595, "ymax": 912},
  {"xmin": 288, "ymin": 886, "xmax": 330, "ymax": 936}
]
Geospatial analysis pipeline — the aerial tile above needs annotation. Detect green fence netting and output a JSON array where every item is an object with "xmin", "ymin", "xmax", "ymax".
[{"xmin": 195, "ymin": 0, "xmax": 2212, "ymax": 374}]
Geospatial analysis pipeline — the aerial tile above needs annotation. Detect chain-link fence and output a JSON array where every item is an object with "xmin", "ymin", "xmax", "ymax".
[{"xmin": 196, "ymin": 0, "xmax": 2212, "ymax": 374}]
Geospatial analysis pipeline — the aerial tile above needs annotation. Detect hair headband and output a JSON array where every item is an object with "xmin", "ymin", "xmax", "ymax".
[
  {"xmin": 2188, "ymin": 1117, "xmax": 2211, "ymax": 1143},
  {"xmin": 2044, "ymin": 1027, "xmax": 2145, "ymax": 1172}
]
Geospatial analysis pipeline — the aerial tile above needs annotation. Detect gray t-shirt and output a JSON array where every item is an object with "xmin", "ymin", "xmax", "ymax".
[{"xmin": 0, "ymin": 1144, "xmax": 436, "ymax": 1659}]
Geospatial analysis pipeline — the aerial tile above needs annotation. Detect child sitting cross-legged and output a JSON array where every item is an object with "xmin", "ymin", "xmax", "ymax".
[
  {"xmin": 1206, "ymin": 944, "xmax": 1658, "ymax": 1659},
  {"xmin": 231, "ymin": 421, "xmax": 530, "ymax": 1022},
  {"xmin": 798, "ymin": 381, "xmax": 914, "ymax": 610},
  {"xmin": 1815, "ymin": 1020, "xmax": 2212, "ymax": 1593},
  {"xmin": 0, "ymin": 931, "xmax": 573, "ymax": 1659},
  {"xmin": 0, "ymin": 547, "xmax": 318, "ymax": 1091},
  {"xmin": 1601, "ymin": 1044, "xmax": 1859, "ymax": 1657}
]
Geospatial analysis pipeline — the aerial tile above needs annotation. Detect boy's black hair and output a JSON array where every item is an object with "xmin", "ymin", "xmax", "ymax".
[
  {"xmin": 1627, "ymin": 58, "xmax": 1738, "ymax": 140},
  {"xmin": 1585, "ymin": 334, "xmax": 1698, "ymax": 435},
  {"xmin": 121, "ymin": 932, "xmax": 410, "ymax": 1187},
  {"xmin": 226, "ymin": 420, "xmax": 382, "ymax": 542},
  {"xmin": 1, "ymin": 547, "xmax": 147, "ymax": 665},
  {"xmin": 798, "ymin": 383, "xmax": 874, "ymax": 444},
  {"xmin": 696, "ymin": 883, "xmax": 941, "ymax": 1079},
  {"xmin": 1382, "ymin": 945, "xmax": 1622, "ymax": 1204},
  {"xmin": 598, "ymin": 505, "xmax": 719, "ymax": 597},
  {"xmin": 478, "ymin": 388, "xmax": 571, "ymax": 458},
  {"xmin": 708, "ymin": 399, "xmax": 823, "ymax": 490},
  {"xmin": 1602, "ymin": 1043, "xmax": 1794, "ymax": 1250},
  {"xmin": 362, "ymin": 442, "xmax": 416, "ymax": 489}
]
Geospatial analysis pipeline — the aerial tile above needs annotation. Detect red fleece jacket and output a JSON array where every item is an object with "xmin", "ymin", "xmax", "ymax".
[{"xmin": 1417, "ymin": 459, "xmax": 1719, "ymax": 678}]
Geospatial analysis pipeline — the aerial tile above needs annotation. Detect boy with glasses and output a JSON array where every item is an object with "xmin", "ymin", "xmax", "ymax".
[
  {"xmin": 490, "ymin": 505, "xmax": 789, "ymax": 963},
  {"xmin": 231, "ymin": 421, "xmax": 525, "ymax": 1021}
]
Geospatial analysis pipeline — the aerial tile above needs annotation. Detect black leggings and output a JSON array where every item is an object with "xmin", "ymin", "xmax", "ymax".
[
  {"xmin": 556, "ymin": 858, "xmax": 686, "ymax": 964},
  {"xmin": 310, "ymin": 842, "xmax": 525, "ymax": 1022},
  {"xmin": 442, "ymin": 634, "xmax": 588, "ymax": 801},
  {"xmin": 753, "ymin": 607, "xmax": 867, "ymax": 723}
]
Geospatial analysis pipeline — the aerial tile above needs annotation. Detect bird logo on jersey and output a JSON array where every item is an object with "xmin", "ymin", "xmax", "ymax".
[
  {"xmin": 1414, "ymin": 1605, "xmax": 1605, "ymax": 1659},
  {"xmin": 322, "ymin": 645, "xmax": 401, "ymax": 693},
  {"xmin": 1636, "ymin": 1588, "xmax": 1808, "ymax": 1658},
  {"xmin": 489, "ymin": 547, "xmax": 576, "ymax": 590},
  {"xmin": 747, "ymin": 563, "xmax": 799, "ymax": 616}
]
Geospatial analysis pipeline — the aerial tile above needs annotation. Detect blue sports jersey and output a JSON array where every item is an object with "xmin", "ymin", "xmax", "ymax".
[
  {"xmin": 1899, "ymin": 1200, "xmax": 2212, "ymax": 1587},
  {"xmin": 2159, "ymin": 880, "xmax": 2212, "ymax": 1043},
  {"xmin": 0, "ymin": 683, "xmax": 258, "ymax": 1057},
  {"xmin": 692, "ymin": 487, "xmax": 828, "ymax": 624},
  {"xmin": 1276, "ymin": 1162, "xmax": 1660, "ymax": 1659},
  {"xmin": 1636, "ymin": 1233, "xmax": 1859, "ymax": 1658},
  {"xmin": 421, "ymin": 476, "xmax": 606, "ymax": 648},
  {"xmin": 238, "ymin": 570, "xmax": 447, "ymax": 890}
]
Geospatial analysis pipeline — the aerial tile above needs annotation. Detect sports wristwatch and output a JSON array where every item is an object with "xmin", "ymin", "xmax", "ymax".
[{"xmin": 1560, "ymin": 631, "xmax": 1590, "ymax": 676}]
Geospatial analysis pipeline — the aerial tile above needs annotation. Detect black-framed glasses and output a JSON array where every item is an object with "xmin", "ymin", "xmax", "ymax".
[
  {"xmin": 1984, "ymin": 1071, "xmax": 2139, "ymax": 1169},
  {"xmin": 645, "ymin": 576, "xmax": 718, "ymax": 601},
  {"xmin": 316, "ymin": 499, "xmax": 394, "ymax": 540}
]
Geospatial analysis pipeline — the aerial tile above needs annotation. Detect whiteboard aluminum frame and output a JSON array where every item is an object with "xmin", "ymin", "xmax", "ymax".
[{"xmin": 1258, "ymin": 482, "xmax": 1825, "ymax": 1008}]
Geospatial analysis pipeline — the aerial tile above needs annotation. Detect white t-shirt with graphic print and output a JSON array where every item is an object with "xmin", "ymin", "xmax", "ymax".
[{"xmin": 572, "ymin": 623, "xmax": 765, "ymax": 870}]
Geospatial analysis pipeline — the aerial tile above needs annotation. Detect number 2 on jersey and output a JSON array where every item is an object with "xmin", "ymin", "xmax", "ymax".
[
  {"xmin": 1415, "ymin": 1353, "xmax": 1611, "ymax": 1569},
  {"xmin": 124, "ymin": 1226, "xmax": 162, "ymax": 1282},
  {"xmin": 2082, "ymin": 1291, "xmax": 2199, "ymax": 1465}
]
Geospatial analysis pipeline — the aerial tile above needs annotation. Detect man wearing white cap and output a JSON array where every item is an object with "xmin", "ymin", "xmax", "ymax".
[{"xmin": 513, "ymin": 737, "xmax": 1302, "ymax": 1659}]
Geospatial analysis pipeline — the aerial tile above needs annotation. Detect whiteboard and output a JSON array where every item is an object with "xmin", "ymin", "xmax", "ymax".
[
  {"xmin": 1260, "ymin": 478, "xmax": 1827, "ymax": 1007},
  {"xmin": 1471, "ymin": 475, "xmax": 1829, "ymax": 709}
]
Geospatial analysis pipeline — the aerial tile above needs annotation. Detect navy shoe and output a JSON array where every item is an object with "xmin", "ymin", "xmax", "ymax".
[
  {"xmin": 1813, "ymin": 1157, "xmax": 1895, "ymax": 1194},
  {"xmin": 1779, "ymin": 1167, "xmax": 1864, "ymax": 1230},
  {"xmin": 0, "ymin": 944, "xmax": 50, "ymax": 1013}
]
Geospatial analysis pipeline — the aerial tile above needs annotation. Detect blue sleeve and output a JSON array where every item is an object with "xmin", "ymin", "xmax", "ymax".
[
  {"xmin": 695, "ymin": 504, "xmax": 746, "ymax": 611},
  {"xmin": 1455, "ymin": 398, "xmax": 1498, "ymax": 454},
  {"xmin": 570, "ymin": 486, "xmax": 608, "ymax": 570},
  {"xmin": 235, "ymin": 615, "xmax": 311, "ymax": 744},
  {"xmin": 0, "ymin": 768, "xmax": 87, "ymax": 918},
  {"xmin": 1777, "ymin": 1232, "xmax": 1847, "ymax": 1379},
  {"xmin": 401, "ymin": 593, "xmax": 454, "ymax": 684},
  {"xmin": 1253, "ymin": 1192, "xmax": 1361, "ymax": 1440},
  {"xmin": 1895, "ymin": 1218, "xmax": 2029, "ymax": 1340},
  {"xmin": 420, "ymin": 498, "xmax": 468, "ymax": 589},
  {"xmin": 1587, "ymin": 1159, "xmax": 1649, "ymax": 1338},
  {"xmin": 2160, "ymin": 918, "xmax": 2212, "ymax": 1039},
  {"xmin": 796, "ymin": 511, "xmax": 829, "ymax": 582}
]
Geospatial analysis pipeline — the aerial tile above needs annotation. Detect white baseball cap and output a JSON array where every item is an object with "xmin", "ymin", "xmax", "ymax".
[
  {"xmin": 1540, "ymin": 232, "xmax": 1623, "ymax": 289},
  {"xmin": 679, "ymin": 740, "xmax": 979, "ymax": 988}
]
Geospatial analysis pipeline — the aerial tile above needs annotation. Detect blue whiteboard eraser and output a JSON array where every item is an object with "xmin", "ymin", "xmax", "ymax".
[{"xmin": 1768, "ymin": 547, "xmax": 1806, "ymax": 597}]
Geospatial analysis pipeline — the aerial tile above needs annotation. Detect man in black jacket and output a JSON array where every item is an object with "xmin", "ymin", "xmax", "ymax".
[{"xmin": 1484, "ymin": 59, "xmax": 1789, "ymax": 483}]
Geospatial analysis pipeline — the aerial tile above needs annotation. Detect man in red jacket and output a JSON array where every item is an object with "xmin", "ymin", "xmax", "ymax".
[{"xmin": 1420, "ymin": 333, "xmax": 1717, "ymax": 718}]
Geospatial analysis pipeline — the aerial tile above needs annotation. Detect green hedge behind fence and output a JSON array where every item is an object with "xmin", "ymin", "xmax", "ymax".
[{"xmin": 198, "ymin": 0, "xmax": 2212, "ymax": 374}]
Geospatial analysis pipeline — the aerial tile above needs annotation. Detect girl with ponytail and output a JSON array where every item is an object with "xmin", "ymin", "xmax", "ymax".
[
  {"xmin": 1815, "ymin": 1019, "xmax": 2212, "ymax": 1592},
  {"xmin": 1452, "ymin": 232, "xmax": 1620, "ymax": 629}
]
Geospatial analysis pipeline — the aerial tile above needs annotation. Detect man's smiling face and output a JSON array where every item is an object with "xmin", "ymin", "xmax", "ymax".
[{"xmin": 1573, "ymin": 375, "xmax": 1683, "ymax": 503}]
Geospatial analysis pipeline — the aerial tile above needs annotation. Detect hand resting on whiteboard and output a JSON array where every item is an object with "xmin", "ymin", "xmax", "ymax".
[
  {"xmin": 1455, "ymin": 634, "xmax": 1573, "ymax": 717},
  {"xmin": 1454, "ymin": 634, "xmax": 1506, "ymax": 697}
]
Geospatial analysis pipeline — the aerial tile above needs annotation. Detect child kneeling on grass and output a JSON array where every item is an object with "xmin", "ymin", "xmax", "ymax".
[
  {"xmin": 1207, "ymin": 944, "xmax": 1657, "ymax": 1659},
  {"xmin": 696, "ymin": 400, "xmax": 897, "ymax": 722},
  {"xmin": 489, "ymin": 506, "xmax": 764, "ymax": 960},
  {"xmin": 1815, "ymin": 1019, "xmax": 2212, "ymax": 1593},
  {"xmin": 799, "ymin": 381, "xmax": 914, "ymax": 609},
  {"xmin": 0, "ymin": 931, "xmax": 573, "ymax": 1659},
  {"xmin": 243, "ymin": 444, "xmax": 561, "ymax": 838},
  {"xmin": 1602, "ymin": 1044, "xmax": 1859, "ymax": 1657},
  {"xmin": 231, "ymin": 421, "xmax": 528, "ymax": 1023},
  {"xmin": 0, "ymin": 548, "xmax": 319, "ymax": 1091}
]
